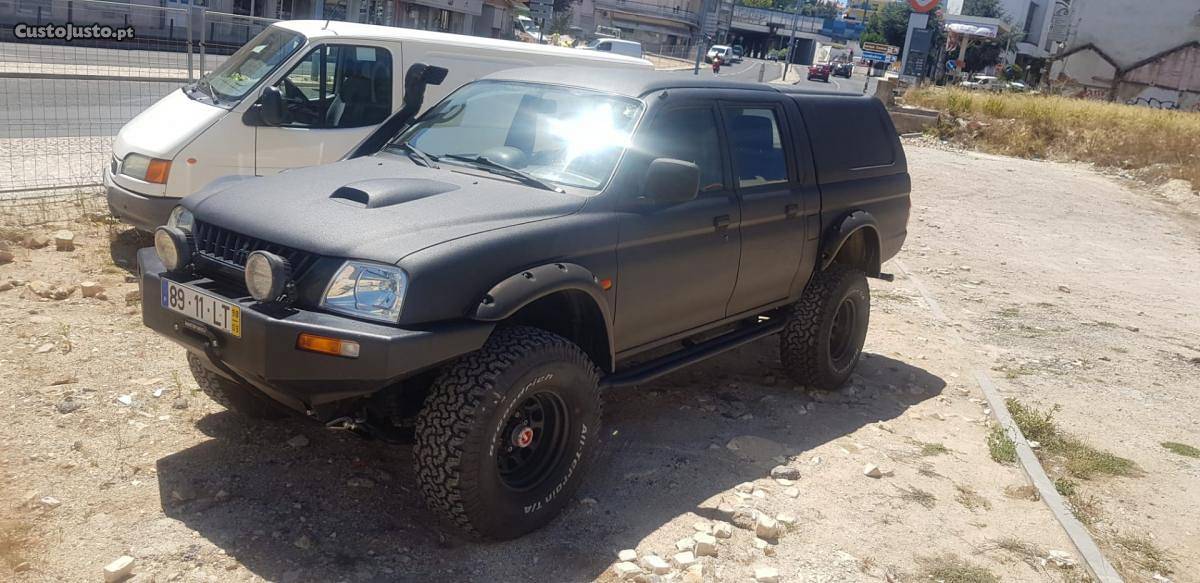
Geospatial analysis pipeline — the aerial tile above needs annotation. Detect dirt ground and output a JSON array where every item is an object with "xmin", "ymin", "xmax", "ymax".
[{"xmin": 0, "ymin": 143, "xmax": 1196, "ymax": 582}]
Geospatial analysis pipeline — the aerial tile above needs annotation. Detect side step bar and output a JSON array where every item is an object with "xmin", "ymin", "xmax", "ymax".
[{"xmin": 600, "ymin": 317, "xmax": 786, "ymax": 389}]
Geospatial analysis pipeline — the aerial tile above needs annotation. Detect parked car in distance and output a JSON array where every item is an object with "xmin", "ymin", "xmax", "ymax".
[
  {"xmin": 731, "ymin": 45, "xmax": 745, "ymax": 63},
  {"xmin": 833, "ymin": 62, "xmax": 853, "ymax": 78},
  {"xmin": 582, "ymin": 38, "xmax": 643, "ymax": 59},
  {"xmin": 960, "ymin": 75, "xmax": 999, "ymax": 90},
  {"xmin": 104, "ymin": 20, "xmax": 653, "ymax": 232},
  {"xmin": 807, "ymin": 63, "xmax": 832, "ymax": 82},
  {"xmin": 140, "ymin": 66, "xmax": 910, "ymax": 541},
  {"xmin": 706, "ymin": 44, "xmax": 734, "ymax": 63}
]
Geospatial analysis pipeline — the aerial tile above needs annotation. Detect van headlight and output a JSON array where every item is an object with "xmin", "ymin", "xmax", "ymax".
[
  {"xmin": 320, "ymin": 261, "xmax": 407, "ymax": 323},
  {"xmin": 120, "ymin": 153, "xmax": 172, "ymax": 184},
  {"xmin": 166, "ymin": 205, "xmax": 194, "ymax": 231}
]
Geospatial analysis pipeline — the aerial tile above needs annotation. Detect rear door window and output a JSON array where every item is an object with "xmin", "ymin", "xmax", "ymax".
[{"xmin": 723, "ymin": 106, "xmax": 789, "ymax": 188}]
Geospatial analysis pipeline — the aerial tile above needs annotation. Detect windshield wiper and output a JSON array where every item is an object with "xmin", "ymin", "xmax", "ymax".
[
  {"xmin": 191, "ymin": 77, "xmax": 218, "ymax": 103},
  {"xmin": 395, "ymin": 141, "xmax": 439, "ymax": 168},
  {"xmin": 442, "ymin": 154, "xmax": 563, "ymax": 193}
]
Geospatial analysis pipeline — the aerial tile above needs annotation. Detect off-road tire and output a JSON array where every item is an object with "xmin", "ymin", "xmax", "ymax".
[
  {"xmin": 414, "ymin": 325, "xmax": 602, "ymax": 540},
  {"xmin": 780, "ymin": 265, "xmax": 870, "ymax": 391},
  {"xmin": 187, "ymin": 352, "xmax": 289, "ymax": 419}
]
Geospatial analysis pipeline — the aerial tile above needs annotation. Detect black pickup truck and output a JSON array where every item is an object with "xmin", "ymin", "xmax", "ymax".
[{"xmin": 140, "ymin": 66, "xmax": 910, "ymax": 539}]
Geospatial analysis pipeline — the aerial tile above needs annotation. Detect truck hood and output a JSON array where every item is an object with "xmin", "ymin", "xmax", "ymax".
[
  {"xmin": 185, "ymin": 155, "xmax": 586, "ymax": 265},
  {"xmin": 112, "ymin": 89, "xmax": 225, "ymax": 160}
]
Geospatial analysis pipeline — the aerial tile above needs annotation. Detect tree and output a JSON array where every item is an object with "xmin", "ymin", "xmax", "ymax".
[
  {"xmin": 863, "ymin": 1, "xmax": 912, "ymax": 48},
  {"xmin": 961, "ymin": 0, "xmax": 1005, "ymax": 19}
]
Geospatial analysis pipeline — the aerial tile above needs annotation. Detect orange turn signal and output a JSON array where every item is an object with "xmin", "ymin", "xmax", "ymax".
[
  {"xmin": 297, "ymin": 333, "xmax": 360, "ymax": 358},
  {"xmin": 145, "ymin": 159, "xmax": 172, "ymax": 184}
]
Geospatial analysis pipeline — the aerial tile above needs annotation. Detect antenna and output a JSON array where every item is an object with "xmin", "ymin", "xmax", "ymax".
[{"xmin": 323, "ymin": 19, "xmax": 331, "ymax": 30}]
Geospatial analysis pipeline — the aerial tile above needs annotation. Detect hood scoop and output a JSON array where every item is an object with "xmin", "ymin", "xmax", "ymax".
[{"xmin": 330, "ymin": 178, "xmax": 460, "ymax": 209}]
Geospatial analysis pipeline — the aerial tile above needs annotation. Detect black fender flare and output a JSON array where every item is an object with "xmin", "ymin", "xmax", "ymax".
[
  {"xmin": 472, "ymin": 263, "xmax": 615, "ymax": 369},
  {"xmin": 819, "ymin": 210, "xmax": 882, "ymax": 275}
]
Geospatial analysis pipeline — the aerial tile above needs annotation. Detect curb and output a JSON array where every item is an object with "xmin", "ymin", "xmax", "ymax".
[{"xmin": 892, "ymin": 258, "xmax": 1124, "ymax": 583}]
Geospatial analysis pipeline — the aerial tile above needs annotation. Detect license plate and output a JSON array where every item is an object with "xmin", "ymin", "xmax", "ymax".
[{"xmin": 161, "ymin": 280, "xmax": 241, "ymax": 338}]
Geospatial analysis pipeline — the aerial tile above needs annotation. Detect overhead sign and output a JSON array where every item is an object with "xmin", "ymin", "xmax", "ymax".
[
  {"xmin": 528, "ymin": 0, "xmax": 553, "ymax": 21},
  {"xmin": 907, "ymin": 0, "xmax": 939, "ymax": 13},
  {"xmin": 862, "ymin": 42, "xmax": 900, "ymax": 56},
  {"xmin": 1050, "ymin": 0, "xmax": 1071, "ymax": 42}
]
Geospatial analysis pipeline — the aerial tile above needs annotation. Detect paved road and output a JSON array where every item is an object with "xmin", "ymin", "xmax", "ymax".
[
  {"xmin": 668, "ymin": 58, "xmax": 781, "ymax": 83},
  {"xmin": 0, "ymin": 77, "xmax": 179, "ymax": 139}
]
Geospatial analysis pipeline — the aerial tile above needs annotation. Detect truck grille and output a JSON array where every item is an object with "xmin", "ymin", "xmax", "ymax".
[{"xmin": 192, "ymin": 221, "xmax": 319, "ymax": 283}]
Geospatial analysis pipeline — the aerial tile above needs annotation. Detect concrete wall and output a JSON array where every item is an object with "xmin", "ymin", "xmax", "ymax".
[{"xmin": 1063, "ymin": 0, "xmax": 1200, "ymax": 68}]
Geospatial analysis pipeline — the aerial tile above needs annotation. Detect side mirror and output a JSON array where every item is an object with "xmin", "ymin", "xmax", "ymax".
[
  {"xmin": 642, "ymin": 158, "xmax": 699, "ymax": 204},
  {"xmin": 258, "ymin": 86, "xmax": 286, "ymax": 126}
]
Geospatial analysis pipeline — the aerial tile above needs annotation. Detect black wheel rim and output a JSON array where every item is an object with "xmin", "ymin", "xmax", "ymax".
[
  {"xmin": 829, "ymin": 297, "xmax": 858, "ymax": 368},
  {"xmin": 496, "ymin": 391, "xmax": 570, "ymax": 491}
]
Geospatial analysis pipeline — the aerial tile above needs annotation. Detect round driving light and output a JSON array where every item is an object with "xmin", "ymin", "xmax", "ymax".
[
  {"xmin": 154, "ymin": 226, "xmax": 191, "ymax": 272},
  {"xmin": 244, "ymin": 251, "xmax": 290, "ymax": 302}
]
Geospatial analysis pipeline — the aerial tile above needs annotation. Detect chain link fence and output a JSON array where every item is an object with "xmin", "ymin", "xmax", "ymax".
[{"xmin": 0, "ymin": 0, "xmax": 271, "ymax": 223}]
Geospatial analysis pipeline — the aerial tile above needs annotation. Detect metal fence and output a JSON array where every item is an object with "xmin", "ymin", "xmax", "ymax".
[{"xmin": 0, "ymin": 0, "xmax": 273, "ymax": 214}]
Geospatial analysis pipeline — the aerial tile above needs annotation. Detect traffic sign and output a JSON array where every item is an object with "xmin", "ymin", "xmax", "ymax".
[
  {"xmin": 907, "ymin": 0, "xmax": 939, "ymax": 13},
  {"xmin": 863, "ymin": 42, "xmax": 900, "ymax": 56},
  {"xmin": 862, "ymin": 50, "xmax": 897, "ymax": 63},
  {"xmin": 946, "ymin": 59, "xmax": 957, "ymax": 71}
]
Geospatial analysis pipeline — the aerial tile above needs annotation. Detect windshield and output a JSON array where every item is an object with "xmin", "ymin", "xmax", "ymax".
[
  {"xmin": 394, "ymin": 81, "xmax": 644, "ymax": 190},
  {"xmin": 200, "ymin": 27, "xmax": 304, "ymax": 102}
]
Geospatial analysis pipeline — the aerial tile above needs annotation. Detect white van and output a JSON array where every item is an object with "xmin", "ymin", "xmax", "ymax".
[
  {"xmin": 704, "ymin": 45, "xmax": 733, "ymax": 64},
  {"xmin": 583, "ymin": 38, "xmax": 643, "ymax": 59},
  {"xmin": 105, "ymin": 20, "xmax": 652, "ymax": 230}
]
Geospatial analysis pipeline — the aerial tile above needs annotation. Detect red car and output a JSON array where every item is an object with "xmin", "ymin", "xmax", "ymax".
[{"xmin": 807, "ymin": 63, "xmax": 831, "ymax": 82}]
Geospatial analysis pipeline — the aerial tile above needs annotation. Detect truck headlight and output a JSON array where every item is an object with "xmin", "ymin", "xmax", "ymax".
[
  {"xmin": 154, "ymin": 226, "xmax": 192, "ymax": 272},
  {"xmin": 320, "ymin": 261, "xmax": 407, "ymax": 323},
  {"xmin": 120, "ymin": 153, "xmax": 172, "ymax": 184},
  {"xmin": 245, "ymin": 251, "xmax": 290, "ymax": 302},
  {"xmin": 166, "ymin": 205, "xmax": 194, "ymax": 231}
]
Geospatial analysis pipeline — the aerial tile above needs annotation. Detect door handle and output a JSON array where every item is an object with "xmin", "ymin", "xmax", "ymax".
[
  {"xmin": 785, "ymin": 203, "xmax": 800, "ymax": 218},
  {"xmin": 713, "ymin": 215, "xmax": 731, "ymax": 230}
]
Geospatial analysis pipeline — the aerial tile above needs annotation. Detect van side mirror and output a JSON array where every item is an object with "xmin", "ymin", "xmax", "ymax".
[
  {"xmin": 642, "ymin": 158, "xmax": 699, "ymax": 204},
  {"xmin": 258, "ymin": 86, "xmax": 286, "ymax": 126}
]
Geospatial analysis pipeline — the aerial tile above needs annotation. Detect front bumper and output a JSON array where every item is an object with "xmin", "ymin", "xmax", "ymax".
[
  {"xmin": 138, "ymin": 248, "xmax": 494, "ymax": 410},
  {"xmin": 106, "ymin": 169, "xmax": 178, "ymax": 232}
]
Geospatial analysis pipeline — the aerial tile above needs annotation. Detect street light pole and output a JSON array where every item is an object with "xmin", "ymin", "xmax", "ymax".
[{"xmin": 782, "ymin": 0, "xmax": 805, "ymax": 81}]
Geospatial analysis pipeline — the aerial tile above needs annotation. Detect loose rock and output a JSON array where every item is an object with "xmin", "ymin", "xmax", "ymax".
[
  {"xmin": 287, "ymin": 434, "xmax": 310, "ymax": 448},
  {"xmin": 103, "ymin": 555, "xmax": 135, "ymax": 583},
  {"xmin": 172, "ymin": 398, "xmax": 190, "ymax": 410},
  {"xmin": 39, "ymin": 495, "xmax": 62, "ymax": 508},
  {"xmin": 613, "ymin": 561, "xmax": 641, "ymax": 579},
  {"xmin": 639, "ymin": 555, "xmax": 671, "ymax": 575},
  {"xmin": 754, "ymin": 566, "xmax": 780, "ymax": 583},
  {"xmin": 712, "ymin": 522, "xmax": 733, "ymax": 539},
  {"xmin": 56, "ymin": 399, "xmax": 81, "ymax": 414},
  {"xmin": 693, "ymin": 532, "xmax": 718, "ymax": 557},
  {"xmin": 618, "ymin": 549, "xmax": 638, "ymax": 562},
  {"xmin": 80, "ymin": 281, "xmax": 105, "ymax": 298},
  {"xmin": 731, "ymin": 507, "xmax": 757, "ymax": 530},
  {"xmin": 681, "ymin": 564, "xmax": 704, "ymax": 583},
  {"xmin": 672, "ymin": 551, "xmax": 696, "ymax": 568},
  {"xmin": 23, "ymin": 234, "xmax": 51, "ymax": 249},
  {"xmin": 0, "ymin": 248, "xmax": 13, "ymax": 265},
  {"xmin": 35, "ymin": 343, "xmax": 56, "ymax": 354},
  {"xmin": 863, "ymin": 464, "xmax": 884, "ymax": 478},
  {"xmin": 769, "ymin": 465, "xmax": 800, "ymax": 480},
  {"xmin": 755, "ymin": 514, "xmax": 782, "ymax": 539},
  {"xmin": 1057, "ymin": 284, "xmax": 1071, "ymax": 293},
  {"xmin": 776, "ymin": 513, "xmax": 797, "ymax": 529},
  {"xmin": 784, "ymin": 487, "xmax": 800, "ymax": 498},
  {"xmin": 674, "ymin": 537, "xmax": 694, "ymax": 552},
  {"xmin": 293, "ymin": 535, "xmax": 313, "ymax": 550},
  {"xmin": 54, "ymin": 230, "xmax": 75, "ymax": 252}
]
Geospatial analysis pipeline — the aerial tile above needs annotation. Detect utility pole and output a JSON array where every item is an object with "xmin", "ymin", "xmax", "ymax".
[
  {"xmin": 782, "ymin": 0, "xmax": 805, "ymax": 81},
  {"xmin": 693, "ymin": 0, "xmax": 713, "ymax": 75}
]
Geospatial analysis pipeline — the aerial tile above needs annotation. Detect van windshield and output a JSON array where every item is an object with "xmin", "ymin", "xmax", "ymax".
[
  {"xmin": 197, "ymin": 27, "xmax": 304, "ymax": 103},
  {"xmin": 394, "ymin": 81, "xmax": 644, "ymax": 191}
]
